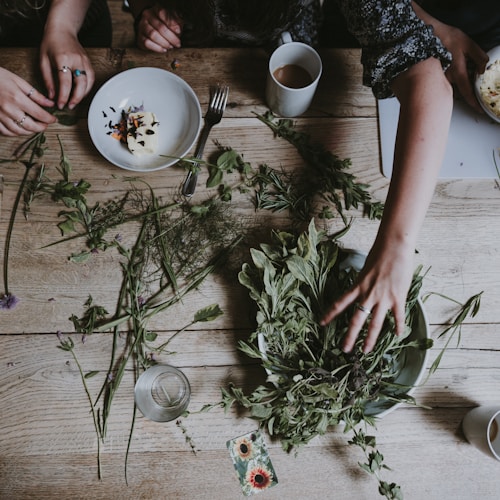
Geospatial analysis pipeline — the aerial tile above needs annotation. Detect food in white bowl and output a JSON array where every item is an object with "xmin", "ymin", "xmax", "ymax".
[
  {"xmin": 475, "ymin": 46, "xmax": 500, "ymax": 122},
  {"xmin": 88, "ymin": 67, "xmax": 201, "ymax": 172}
]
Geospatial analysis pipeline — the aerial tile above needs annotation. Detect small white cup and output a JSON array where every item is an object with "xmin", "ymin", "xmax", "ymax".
[
  {"xmin": 265, "ymin": 32, "xmax": 322, "ymax": 117},
  {"xmin": 462, "ymin": 406, "xmax": 500, "ymax": 461}
]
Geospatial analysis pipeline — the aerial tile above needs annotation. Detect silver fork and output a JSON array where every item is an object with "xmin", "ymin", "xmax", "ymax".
[{"xmin": 181, "ymin": 84, "xmax": 229, "ymax": 197}]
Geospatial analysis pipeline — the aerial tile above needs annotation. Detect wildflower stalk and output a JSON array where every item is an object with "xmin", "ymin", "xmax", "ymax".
[
  {"xmin": 2, "ymin": 133, "xmax": 44, "ymax": 307},
  {"xmin": 58, "ymin": 336, "xmax": 102, "ymax": 480}
]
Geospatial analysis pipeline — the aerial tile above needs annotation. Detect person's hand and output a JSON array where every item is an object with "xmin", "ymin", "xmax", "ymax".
[
  {"xmin": 411, "ymin": 2, "xmax": 488, "ymax": 112},
  {"xmin": 135, "ymin": 5, "xmax": 183, "ymax": 53},
  {"xmin": 39, "ymin": 28, "xmax": 95, "ymax": 110},
  {"xmin": 0, "ymin": 68, "xmax": 56, "ymax": 137},
  {"xmin": 320, "ymin": 243, "xmax": 415, "ymax": 354},
  {"xmin": 434, "ymin": 24, "xmax": 488, "ymax": 112}
]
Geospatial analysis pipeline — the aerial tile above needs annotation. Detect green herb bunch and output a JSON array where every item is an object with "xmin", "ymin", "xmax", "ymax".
[{"xmin": 225, "ymin": 220, "xmax": 429, "ymax": 451}]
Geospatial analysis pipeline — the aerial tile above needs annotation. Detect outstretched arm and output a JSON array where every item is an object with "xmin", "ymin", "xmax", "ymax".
[{"xmin": 321, "ymin": 56, "xmax": 453, "ymax": 352}]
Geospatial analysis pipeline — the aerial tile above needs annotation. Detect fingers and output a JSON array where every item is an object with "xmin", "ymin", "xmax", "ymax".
[
  {"xmin": 323, "ymin": 298, "xmax": 405, "ymax": 354},
  {"xmin": 67, "ymin": 67, "xmax": 94, "ymax": 109},
  {"xmin": 40, "ymin": 52, "xmax": 94, "ymax": 110},
  {"xmin": 444, "ymin": 34, "xmax": 489, "ymax": 113},
  {"xmin": 136, "ymin": 8, "xmax": 183, "ymax": 52},
  {"xmin": 321, "ymin": 286, "xmax": 407, "ymax": 354},
  {"xmin": 53, "ymin": 65, "xmax": 94, "ymax": 110},
  {"xmin": 0, "ymin": 81, "xmax": 56, "ymax": 136}
]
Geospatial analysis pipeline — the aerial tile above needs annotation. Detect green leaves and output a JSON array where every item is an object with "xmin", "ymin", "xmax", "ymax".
[
  {"xmin": 256, "ymin": 112, "xmax": 385, "ymax": 223},
  {"xmin": 230, "ymin": 220, "xmax": 433, "ymax": 495},
  {"xmin": 194, "ymin": 304, "xmax": 223, "ymax": 323},
  {"xmin": 207, "ymin": 149, "xmax": 251, "ymax": 187}
]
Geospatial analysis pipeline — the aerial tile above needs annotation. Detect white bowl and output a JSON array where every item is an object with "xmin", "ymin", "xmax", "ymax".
[
  {"xmin": 88, "ymin": 67, "xmax": 202, "ymax": 172},
  {"xmin": 257, "ymin": 250, "xmax": 429, "ymax": 419},
  {"xmin": 475, "ymin": 45, "xmax": 500, "ymax": 123}
]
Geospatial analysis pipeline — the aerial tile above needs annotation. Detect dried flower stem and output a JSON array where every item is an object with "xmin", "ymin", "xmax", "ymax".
[{"xmin": 2, "ymin": 133, "xmax": 44, "ymax": 303}]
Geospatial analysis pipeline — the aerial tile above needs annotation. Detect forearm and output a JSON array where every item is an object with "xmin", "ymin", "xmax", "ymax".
[
  {"xmin": 375, "ymin": 57, "xmax": 453, "ymax": 252},
  {"xmin": 44, "ymin": 0, "xmax": 94, "ymax": 37}
]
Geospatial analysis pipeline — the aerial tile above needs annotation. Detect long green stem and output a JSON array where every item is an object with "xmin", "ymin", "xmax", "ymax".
[
  {"xmin": 68, "ymin": 346, "xmax": 102, "ymax": 480},
  {"xmin": 3, "ymin": 135, "xmax": 42, "ymax": 297}
]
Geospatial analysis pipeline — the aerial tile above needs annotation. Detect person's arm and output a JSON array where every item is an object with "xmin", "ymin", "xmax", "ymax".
[
  {"xmin": 39, "ymin": 0, "xmax": 95, "ymax": 109},
  {"xmin": 412, "ymin": 1, "xmax": 488, "ymax": 112},
  {"xmin": 128, "ymin": 0, "xmax": 183, "ymax": 52},
  {"xmin": 321, "ymin": 57, "xmax": 453, "ymax": 352}
]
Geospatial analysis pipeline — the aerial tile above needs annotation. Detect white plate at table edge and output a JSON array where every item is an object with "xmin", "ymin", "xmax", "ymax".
[{"xmin": 88, "ymin": 67, "xmax": 202, "ymax": 172}]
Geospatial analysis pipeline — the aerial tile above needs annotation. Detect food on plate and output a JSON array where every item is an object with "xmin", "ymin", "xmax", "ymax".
[
  {"xmin": 126, "ymin": 111, "xmax": 159, "ymax": 156},
  {"xmin": 478, "ymin": 59, "xmax": 500, "ymax": 117},
  {"xmin": 107, "ymin": 105, "xmax": 159, "ymax": 156}
]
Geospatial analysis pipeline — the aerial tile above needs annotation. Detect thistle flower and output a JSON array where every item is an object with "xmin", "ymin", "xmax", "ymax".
[{"xmin": 0, "ymin": 293, "xmax": 19, "ymax": 310}]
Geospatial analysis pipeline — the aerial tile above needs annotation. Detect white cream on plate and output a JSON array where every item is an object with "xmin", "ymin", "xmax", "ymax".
[{"xmin": 126, "ymin": 111, "xmax": 159, "ymax": 156}]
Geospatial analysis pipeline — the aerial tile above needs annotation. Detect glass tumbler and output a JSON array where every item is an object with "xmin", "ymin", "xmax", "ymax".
[{"xmin": 135, "ymin": 364, "xmax": 191, "ymax": 422}]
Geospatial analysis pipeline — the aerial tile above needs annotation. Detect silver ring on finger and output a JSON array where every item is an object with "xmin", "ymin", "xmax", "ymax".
[
  {"xmin": 355, "ymin": 303, "xmax": 372, "ymax": 315},
  {"xmin": 27, "ymin": 87, "xmax": 35, "ymax": 98},
  {"xmin": 59, "ymin": 65, "xmax": 72, "ymax": 73},
  {"xmin": 15, "ymin": 113, "xmax": 28, "ymax": 129},
  {"xmin": 73, "ymin": 69, "xmax": 87, "ymax": 77}
]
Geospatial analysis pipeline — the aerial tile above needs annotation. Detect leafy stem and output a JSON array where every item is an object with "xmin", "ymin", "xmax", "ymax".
[
  {"xmin": 348, "ymin": 426, "xmax": 402, "ymax": 500},
  {"xmin": 2, "ymin": 133, "xmax": 45, "ymax": 306},
  {"xmin": 58, "ymin": 335, "xmax": 102, "ymax": 480}
]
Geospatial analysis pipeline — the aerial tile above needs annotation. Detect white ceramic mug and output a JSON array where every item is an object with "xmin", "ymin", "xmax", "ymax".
[
  {"xmin": 462, "ymin": 406, "xmax": 500, "ymax": 460},
  {"xmin": 265, "ymin": 32, "xmax": 322, "ymax": 117}
]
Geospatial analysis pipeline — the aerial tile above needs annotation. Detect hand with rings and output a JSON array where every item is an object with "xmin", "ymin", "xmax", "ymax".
[
  {"xmin": 0, "ymin": 67, "xmax": 56, "ymax": 137},
  {"xmin": 39, "ymin": 30, "xmax": 95, "ymax": 110},
  {"xmin": 355, "ymin": 303, "xmax": 372, "ymax": 316},
  {"xmin": 320, "ymin": 246, "xmax": 414, "ymax": 354}
]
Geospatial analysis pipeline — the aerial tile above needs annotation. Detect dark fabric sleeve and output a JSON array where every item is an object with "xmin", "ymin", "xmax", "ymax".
[{"xmin": 335, "ymin": 0, "xmax": 452, "ymax": 98}]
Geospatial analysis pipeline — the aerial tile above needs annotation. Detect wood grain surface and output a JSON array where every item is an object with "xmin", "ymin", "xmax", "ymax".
[{"xmin": 1, "ymin": 46, "xmax": 500, "ymax": 500}]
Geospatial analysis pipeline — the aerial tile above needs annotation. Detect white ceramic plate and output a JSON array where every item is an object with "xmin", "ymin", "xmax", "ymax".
[
  {"xmin": 88, "ymin": 67, "xmax": 201, "ymax": 172},
  {"xmin": 475, "ymin": 45, "xmax": 500, "ymax": 124},
  {"xmin": 258, "ymin": 249, "xmax": 429, "ymax": 419}
]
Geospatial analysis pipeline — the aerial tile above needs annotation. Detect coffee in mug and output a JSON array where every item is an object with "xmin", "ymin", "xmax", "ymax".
[
  {"xmin": 265, "ymin": 37, "xmax": 322, "ymax": 117},
  {"xmin": 272, "ymin": 64, "xmax": 313, "ymax": 89}
]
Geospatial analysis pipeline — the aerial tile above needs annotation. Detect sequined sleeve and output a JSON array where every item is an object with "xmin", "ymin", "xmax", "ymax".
[{"xmin": 335, "ymin": 0, "xmax": 452, "ymax": 98}]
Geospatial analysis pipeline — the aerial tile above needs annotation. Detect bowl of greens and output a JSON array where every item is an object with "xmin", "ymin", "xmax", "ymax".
[{"xmin": 234, "ymin": 221, "xmax": 431, "ymax": 450}]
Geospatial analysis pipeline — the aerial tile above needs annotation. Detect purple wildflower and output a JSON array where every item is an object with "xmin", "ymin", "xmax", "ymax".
[
  {"xmin": 114, "ymin": 233, "xmax": 122, "ymax": 242},
  {"xmin": 56, "ymin": 330, "xmax": 64, "ymax": 341},
  {"xmin": 81, "ymin": 334, "xmax": 87, "ymax": 344},
  {"xmin": 137, "ymin": 295, "xmax": 146, "ymax": 307},
  {"xmin": 0, "ymin": 293, "xmax": 19, "ymax": 310}
]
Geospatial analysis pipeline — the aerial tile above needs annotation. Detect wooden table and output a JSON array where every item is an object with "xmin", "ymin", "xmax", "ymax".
[{"xmin": 1, "ymin": 47, "xmax": 500, "ymax": 500}]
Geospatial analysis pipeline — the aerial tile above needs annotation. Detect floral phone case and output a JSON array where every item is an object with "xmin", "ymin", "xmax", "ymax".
[{"xmin": 226, "ymin": 430, "xmax": 278, "ymax": 496}]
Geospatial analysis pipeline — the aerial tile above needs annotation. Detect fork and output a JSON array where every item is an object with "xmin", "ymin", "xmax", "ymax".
[{"xmin": 181, "ymin": 84, "xmax": 229, "ymax": 197}]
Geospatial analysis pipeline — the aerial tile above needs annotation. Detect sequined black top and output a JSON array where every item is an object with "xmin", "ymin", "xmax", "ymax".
[{"xmin": 336, "ymin": 0, "xmax": 452, "ymax": 98}]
